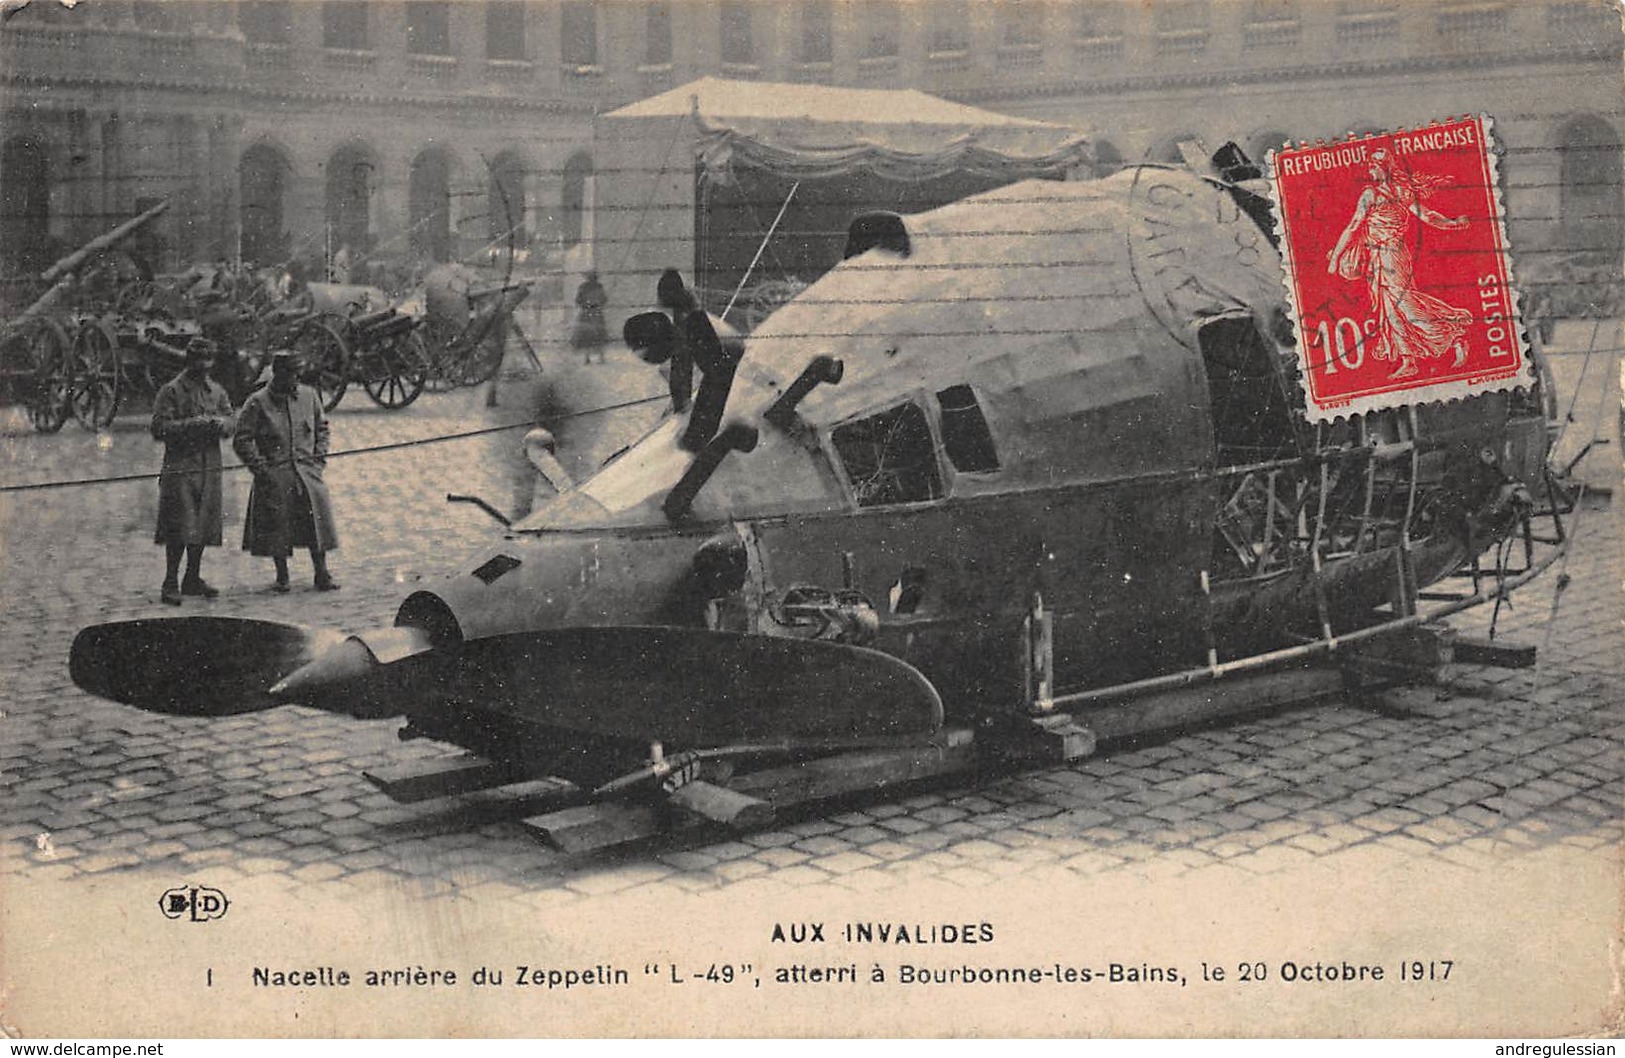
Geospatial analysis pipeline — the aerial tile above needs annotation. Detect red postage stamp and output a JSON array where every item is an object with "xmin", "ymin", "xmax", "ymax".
[{"xmin": 1268, "ymin": 115, "xmax": 1531, "ymax": 422}]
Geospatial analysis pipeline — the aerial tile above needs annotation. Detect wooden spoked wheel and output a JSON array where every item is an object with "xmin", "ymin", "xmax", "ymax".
[
  {"xmin": 70, "ymin": 316, "xmax": 122, "ymax": 431},
  {"xmin": 10, "ymin": 318, "xmax": 73, "ymax": 434},
  {"xmin": 363, "ymin": 331, "xmax": 429, "ymax": 409},
  {"xmin": 293, "ymin": 315, "xmax": 350, "ymax": 412}
]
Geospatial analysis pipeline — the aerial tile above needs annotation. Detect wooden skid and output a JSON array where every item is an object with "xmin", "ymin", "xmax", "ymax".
[
  {"xmin": 667, "ymin": 780, "xmax": 774, "ymax": 828},
  {"xmin": 729, "ymin": 729, "xmax": 976, "ymax": 805},
  {"xmin": 519, "ymin": 803, "xmax": 659, "ymax": 855},
  {"xmin": 520, "ymin": 731, "xmax": 977, "ymax": 854},
  {"xmin": 363, "ymin": 752, "xmax": 544, "ymax": 804},
  {"xmin": 1075, "ymin": 667, "xmax": 1345, "ymax": 742},
  {"xmin": 479, "ymin": 661, "xmax": 1425, "ymax": 855}
]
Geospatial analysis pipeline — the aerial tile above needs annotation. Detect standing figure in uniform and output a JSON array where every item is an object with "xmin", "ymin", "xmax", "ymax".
[
  {"xmin": 151, "ymin": 338, "xmax": 235, "ymax": 606},
  {"xmin": 233, "ymin": 351, "xmax": 342, "ymax": 593},
  {"xmin": 571, "ymin": 270, "xmax": 609, "ymax": 363}
]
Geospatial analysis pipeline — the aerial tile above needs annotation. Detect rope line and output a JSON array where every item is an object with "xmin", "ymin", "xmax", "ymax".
[{"xmin": 0, "ymin": 393, "xmax": 669, "ymax": 494}]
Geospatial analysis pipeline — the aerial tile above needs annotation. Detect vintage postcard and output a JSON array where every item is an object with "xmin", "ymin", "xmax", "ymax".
[{"xmin": 0, "ymin": 0, "xmax": 1620, "ymax": 1041}]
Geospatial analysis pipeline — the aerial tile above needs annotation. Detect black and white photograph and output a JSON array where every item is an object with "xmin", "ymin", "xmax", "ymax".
[{"xmin": 0, "ymin": 0, "xmax": 1619, "ymax": 1039}]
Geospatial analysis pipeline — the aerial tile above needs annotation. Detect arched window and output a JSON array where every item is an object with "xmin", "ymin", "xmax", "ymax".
[
  {"xmin": 325, "ymin": 143, "xmax": 376, "ymax": 253},
  {"xmin": 487, "ymin": 152, "xmax": 528, "ymax": 247},
  {"xmin": 1, "ymin": 137, "xmax": 50, "ymax": 272},
  {"xmin": 1559, "ymin": 115, "xmax": 1624, "ymax": 265},
  {"xmin": 561, "ymin": 151, "xmax": 593, "ymax": 248},
  {"xmin": 409, "ymin": 148, "xmax": 454, "ymax": 262},
  {"xmin": 239, "ymin": 143, "xmax": 290, "ymax": 267}
]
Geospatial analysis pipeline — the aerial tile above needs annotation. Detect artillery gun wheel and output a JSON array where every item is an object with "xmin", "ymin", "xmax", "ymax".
[
  {"xmin": 14, "ymin": 318, "xmax": 72, "ymax": 434},
  {"xmin": 293, "ymin": 315, "xmax": 349, "ymax": 412},
  {"xmin": 69, "ymin": 316, "xmax": 121, "ymax": 432},
  {"xmin": 451, "ymin": 328, "xmax": 505, "ymax": 388},
  {"xmin": 419, "ymin": 319, "xmax": 460, "ymax": 393},
  {"xmin": 363, "ymin": 331, "xmax": 429, "ymax": 410}
]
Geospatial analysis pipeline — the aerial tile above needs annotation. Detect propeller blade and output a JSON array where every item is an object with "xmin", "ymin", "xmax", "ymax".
[{"xmin": 69, "ymin": 617, "xmax": 348, "ymax": 716}]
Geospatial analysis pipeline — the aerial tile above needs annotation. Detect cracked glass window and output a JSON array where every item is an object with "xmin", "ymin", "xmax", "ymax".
[{"xmin": 831, "ymin": 402, "xmax": 944, "ymax": 508}]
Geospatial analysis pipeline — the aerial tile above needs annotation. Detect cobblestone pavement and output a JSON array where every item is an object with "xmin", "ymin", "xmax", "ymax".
[{"xmin": 0, "ymin": 321, "xmax": 1619, "ymax": 908}]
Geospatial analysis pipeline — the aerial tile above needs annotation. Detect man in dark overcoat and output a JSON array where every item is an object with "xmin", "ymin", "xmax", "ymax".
[
  {"xmin": 151, "ymin": 337, "xmax": 235, "ymax": 605},
  {"xmin": 233, "ymin": 351, "xmax": 341, "ymax": 592}
]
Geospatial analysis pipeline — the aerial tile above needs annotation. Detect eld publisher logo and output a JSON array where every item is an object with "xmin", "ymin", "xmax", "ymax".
[{"xmin": 159, "ymin": 885, "xmax": 229, "ymax": 922}]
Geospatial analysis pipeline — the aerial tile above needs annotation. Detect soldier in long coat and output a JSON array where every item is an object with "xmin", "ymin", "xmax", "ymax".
[
  {"xmin": 152, "ymin": 338, "xmax": 236, "ymax": 605},
  {"xmin": 233, "ymin": 352, "xmax": 341, "ymax": 592}
]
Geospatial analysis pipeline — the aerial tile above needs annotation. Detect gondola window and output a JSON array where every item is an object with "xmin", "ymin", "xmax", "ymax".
[
  {"xmin": 1197, "ymin": 314, "xmax": 1298, "ymax": 465},
  {"xmin": 936, "ymin": 385, "xmax": 1001, "ymax": 473},
  {"xmin": 831, "ymin": 401, "xmax": 944, "ymax": 507}
]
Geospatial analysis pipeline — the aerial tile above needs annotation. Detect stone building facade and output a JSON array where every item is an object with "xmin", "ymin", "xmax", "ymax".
[{"xmin": 2, "ymin": 0, "xmax": 1619, "ymax": 285}]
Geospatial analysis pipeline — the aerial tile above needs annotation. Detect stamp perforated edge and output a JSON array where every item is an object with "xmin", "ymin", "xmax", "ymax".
[{"xmin": 1263, "ymin": 115, "xmax": 1536, "ymax": 425}]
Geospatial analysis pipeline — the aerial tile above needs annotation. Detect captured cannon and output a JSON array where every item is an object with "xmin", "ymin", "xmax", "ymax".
[
  {"xmin": 283, "ymin": 283, "xmax": 431, "ymax": 411},
  {"xmin": 55, "ymin": 265, "xmax": 280, "ymax": 431},
  {"xmin": 0, "ymin": 200, "xmax": 170, "ymax": 432},
  {"xmin": 419, "ymin": 263, "xmax": 533, "ymax": 391},
  {"xmin": 18, "ymin": 199, "xmax": 171, "ymax": 321}
]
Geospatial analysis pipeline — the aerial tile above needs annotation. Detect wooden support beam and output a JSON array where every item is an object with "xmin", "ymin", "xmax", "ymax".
[
  {"xmin": 993, "ymin": 713, "xmax": 1097, "ymax": 764},
  {"xmin": 1339, "ymin": 626, "xmax": 1454, "ymax": 690},
  {"xmin": 1452, "ymin": 636, "xmax": 1537, "ymax": 669},
  {"xmin": 363, "ymin": 753, "xmax": 541, "ymax": 804},
  {"xmin": 667, "ymin": 780, "xmax": 774, "ymax": 829},
  {"xmin": 1076, "ymin": 667, "xmax": 1344, "ymax": 742},
  {"xmin": 520, "ymin": 803, "xmax": 660, "ymax": 854}
]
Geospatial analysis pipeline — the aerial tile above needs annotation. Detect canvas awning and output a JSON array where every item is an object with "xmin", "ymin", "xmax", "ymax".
[{"xmin": 604, "ymin": 76, "xmax": 1094, "ymax": 182}]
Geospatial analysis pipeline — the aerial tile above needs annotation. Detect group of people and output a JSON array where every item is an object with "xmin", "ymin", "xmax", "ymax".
[{"xmin": 151, "ymin": 340, "xmax": 340, "ymax": 606}]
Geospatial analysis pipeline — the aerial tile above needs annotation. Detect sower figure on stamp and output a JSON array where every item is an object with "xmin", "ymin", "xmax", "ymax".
[
  {"xmin": 233, "ymin": 351, "xmax": 341, "ymax": 593},
  {"xmin": 151, "ymin": 337, "xmax": 236, "ymax": 606},
  {"xmin": 1326, "ymin": 147, "xmax": 1472, "ymax": 380}
]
